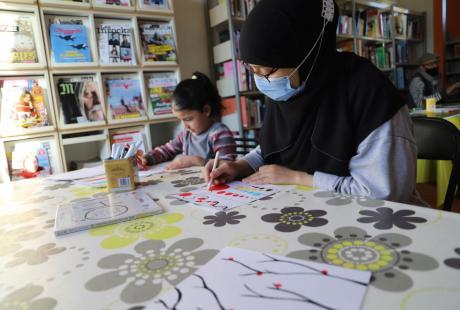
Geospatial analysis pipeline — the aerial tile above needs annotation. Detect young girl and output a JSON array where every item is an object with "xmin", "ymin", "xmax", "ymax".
[{"xmin": 141, "ymin": 72, "xmax": 237, "ymax": 170}]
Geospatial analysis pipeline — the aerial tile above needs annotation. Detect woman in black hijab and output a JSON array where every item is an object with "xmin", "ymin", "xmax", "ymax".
[{"xmin": 205, "ymin": 0, "xmax": 423, "ymax": 204}]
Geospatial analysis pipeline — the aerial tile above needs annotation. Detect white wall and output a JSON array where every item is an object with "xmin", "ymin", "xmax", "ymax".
[
  {"xmin": 173, "ymin": 0, "xmax": 212, "ymax": 78},
  {"xmin": 397, "ymin": 0, "xmax": 434, "ymax": 52}
]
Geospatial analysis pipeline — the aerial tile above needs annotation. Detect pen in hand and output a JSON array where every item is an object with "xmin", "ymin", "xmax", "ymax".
[{"xmin": 207, "ymin": 151, "xmax": 220, "ymax": 191}]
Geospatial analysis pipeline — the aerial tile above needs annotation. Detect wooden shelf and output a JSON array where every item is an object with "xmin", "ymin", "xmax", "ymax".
[
  {"xmin": 446, "ymin": 56, "xmax": 460, "ymax": 62},
  {"xmin": 357, "ymin": 36, "xmax": 392, "ymax": 43}
]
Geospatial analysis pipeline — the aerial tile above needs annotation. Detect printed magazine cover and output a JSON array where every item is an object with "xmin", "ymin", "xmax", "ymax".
[
  {"xmin": 0, "ymin": 13, "xmax": 38, "ymax": 64},
  {"xmin": 0, "ymin": 79, "xmax": 48, "ymax": 130},
  {"xmin": 50, "ymin": 24, "xmax": 91, "ymax": 63},
  {"xmin": 106, "ymin": 78, "xmax": 145, "ymax": 119},
  {"xmin": 97, "ymin": 23, "xmax": 135, "ymax": 65},
  {"xmin": 147, "ymin": 73, "xmax": 177, "ymax": 115},
  {"xmin": 11, "ymin": 140, "xmax": 52, "ymax": 181},
  {"xmin": 141, "ymin": 0, "xmax": 168, "ymax": 9},
  {"xmin": 94, "ymin": 0, "xmax": 130, "ymax": 6},
  {"xmin": 139, "ymin": 22, "xmax": 177, "ymax": 62},
  {"xmin": 57, "ymin": 76, "xmax": 104, "ymax": 124}
]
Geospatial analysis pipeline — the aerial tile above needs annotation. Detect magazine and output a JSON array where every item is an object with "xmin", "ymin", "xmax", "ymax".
[
  {"xmin": 10, "ymin": 140, "xmax": 52, "ymax": 181},
  {"xmin": 57, "ymin": 76, "xmax": 104, "ymax": 124},
  {"xmin": 147, "ymin": 73, "xmax": 177, "ymax": 115},
  {"xmin": 54, "ymin": 190, "xmax": 163, "ymax": 236},
  {"xmin": 111, "ymin": 130, "xmax": 147, "ymax": 152},
  {"xmin": 50, "ymin": 24, "xmax": 91, "ymax": 63},
  {"xmin": 94, "ymin": 0, "xmax": 130, "ymax": 6},
  {"xmin": 140, "ymin": 0, "xmax": 169, "ymax": 9},
  {"xmin": 139, "ymin": 22, "xmax": 177, "ymax": 62},
  {"xmin": 106, "ymin": 78, "xmax": 145, "ymax": 119},
  {"xmin": 97, "ymin": 23, "xmax": 135, "ymax": 65},
  {"xmin": 0, "ymin": 13, "xmax": 38, "ymax": 64},
  {"xmin": 0, "ymin": 79, "xmax": 48, "ymax": 130}
]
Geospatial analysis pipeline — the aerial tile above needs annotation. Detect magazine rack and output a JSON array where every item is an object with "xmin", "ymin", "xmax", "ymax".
[{"xmin": 0, "ymin": 0, "xmax": 181, "ymax": 182}]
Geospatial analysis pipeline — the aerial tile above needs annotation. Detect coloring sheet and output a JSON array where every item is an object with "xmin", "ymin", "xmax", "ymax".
[
  {"xmin": 155, "ymin": 247, "xmax": 371, "ymax": 310},
  {"xmin": 174, "ymin": 181, "xmax": 279, "ymax": 212}
]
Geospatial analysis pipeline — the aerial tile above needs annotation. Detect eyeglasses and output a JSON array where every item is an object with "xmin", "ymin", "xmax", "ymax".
[{"xmin": 242, "ymin": 61, "xmax": 279, "ymax": 82}]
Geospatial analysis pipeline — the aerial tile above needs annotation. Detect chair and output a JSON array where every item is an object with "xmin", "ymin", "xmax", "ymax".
[
  {"xmin": 234, "ymin": 136, "xmax": 258, "ymax": 157},
  {"xmin": 411, "ymin": 116, "xmax": 460, "ymax": 211}
]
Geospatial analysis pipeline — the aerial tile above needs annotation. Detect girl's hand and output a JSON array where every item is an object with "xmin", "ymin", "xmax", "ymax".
[
  {"xmin": 243, "ymin": 164, "xmax": 313, "ymax": 186},
  {"xmin": 166, "ymin": 156, "xmax": 204, "ymax": 170},
  {"xmin": 204, "ymin": 159, "xmax": 254, "ymax": 185}
]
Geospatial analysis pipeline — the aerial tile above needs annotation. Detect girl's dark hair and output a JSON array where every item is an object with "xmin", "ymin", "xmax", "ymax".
[{"xmin": 172, "ymin": 71, "xmax": 222, "ymax": 118}]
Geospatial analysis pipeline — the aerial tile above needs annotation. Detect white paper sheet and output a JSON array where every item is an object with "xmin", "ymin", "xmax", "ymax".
[{"xmin": 155, "ymin": 247, "xmax": 371, "ymax": 310}]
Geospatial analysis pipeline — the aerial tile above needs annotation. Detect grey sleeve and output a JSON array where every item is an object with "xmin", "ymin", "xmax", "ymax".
[
  {"xmin": 242, "ymin": 145, "xmax": 264, "ymax": 171},
  {"xmin": 313, "ymin": 106, "xmax": 419, "ymax": 203},
  {"xmin": 409, "ymin": 77, "xmax": 425, "ymax": 109}
]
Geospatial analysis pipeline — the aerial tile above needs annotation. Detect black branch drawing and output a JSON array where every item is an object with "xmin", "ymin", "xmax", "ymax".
[
  {"xmin": 242, "ymin": 283, "xmax": 337, "ymax": 310},
  {"xmin": 223, "ymin": 253, "xmax": 368, "ymax": 286},
  {"xmin": 193, "ymin": 273, "xmax": 230, "ymax": 310},
  {"xmin": 156, "ymin": 288, "xmax": 183, "ymax": 310}
]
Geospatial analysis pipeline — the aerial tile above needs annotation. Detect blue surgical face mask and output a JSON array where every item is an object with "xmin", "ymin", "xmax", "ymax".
[
  {"xmin": 253, "ymin": 18, "xmax": 329, "ymax": 102},
  {"xmin": 254, "ymin": 72, "xmax": 307, "ymax": 101}
]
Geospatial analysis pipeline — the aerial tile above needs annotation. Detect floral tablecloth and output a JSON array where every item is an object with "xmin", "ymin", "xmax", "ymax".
[{"xmin": 1, "ymin": 167, "xmax": 460, "ymax": 309}]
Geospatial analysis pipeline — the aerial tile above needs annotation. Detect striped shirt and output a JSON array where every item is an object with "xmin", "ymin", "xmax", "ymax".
[{"xmin": 146, "ymin": 122, "xmax": 237, "ymax": 164}]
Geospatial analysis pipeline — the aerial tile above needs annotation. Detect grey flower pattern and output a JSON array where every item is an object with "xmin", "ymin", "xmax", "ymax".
[
  {"xmin": 44, "ymin": 181, "xmax": 73, "ymax": 191},
  {"xmin": 171, "ymin": 177, "xmax": 205, "ymax": 188},
  {"xmin": 173, "ymin": 169, "xmax": 201, "ymax": 176},
  {"xmin": 357, "ymin": 208, "xmax": 427, "ymax": 230},
  {"xmin": 0, "ymin": 226, "xmax": 45, "ymax": 257},
  {"xmin": 0, "ymin": 284, "xmax": 57, "ymax": 310},
  {"xmin": 42, "ymin": 219, "xmax": 55, "ymax": 230},
  {"xmin": 444, "ymin": 248, "xmax": 460, "ymax": 270},
  {"xmin": 261, "ymin": 207, "xmax": 328, "ymax": 232},
  {"xmin": 164, "ymin": 187, "xmax": 199, "ymax": 206},
  {"xmin": 85, "ymin": 238, "xmax": 218, "ymax": 304},
  {"xmin": 314, "ymin": 191, "xmax": 385, "ymax": 207},
  {"xmin": 203, "ymin": 211, "xmax": 246, "ymax": 227},
  {"xmin": 0, "ymin": 209, "xmax": 47, "ymax": 227},
  {"xmin": 138, "ymin": 179, "xmax": 163, "ymax": 187},
  {"xmin": 287, "ymin": 226, "xmax": 438, "ymax": 292},
  {"xmin": 5, "ymin": 243, "xmax": 66, "ymax": 268}
]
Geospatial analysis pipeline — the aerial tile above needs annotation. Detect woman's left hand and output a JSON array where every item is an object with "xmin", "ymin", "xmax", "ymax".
[
  {"xmin": 166, "ymin": 156, "xmax": 205, "ymax": 170},
  {"xmin": 242, "ymin": 164, "xmax": 313, "ymax": 186}
]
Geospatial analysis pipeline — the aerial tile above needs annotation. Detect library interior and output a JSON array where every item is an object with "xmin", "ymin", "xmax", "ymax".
[{"xmin": 1, "ymin": 0, "xmax": 460, "ymax": 309}]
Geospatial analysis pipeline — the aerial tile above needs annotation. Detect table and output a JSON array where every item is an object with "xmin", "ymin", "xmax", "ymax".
[
  {"xmin": 1, "ymin": 167, "xmax": 460, "ymax": 309},
  {"xmin": 412, "ymin": 106, "xmax": 460, "ymax": 207}
]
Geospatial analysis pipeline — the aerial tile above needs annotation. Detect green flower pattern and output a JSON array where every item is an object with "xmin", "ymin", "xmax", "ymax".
[{"xmin": 89, "ymin": 213, "xmax": 184, "ymax": 249}]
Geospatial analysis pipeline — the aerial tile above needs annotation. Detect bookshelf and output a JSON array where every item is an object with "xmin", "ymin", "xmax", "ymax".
[
  {"xmin": 336, "ymin": 0, "xmax": 426, "ymax": 91},
  {"xmin": 445, "ymin": 38, "xmax": 460, "ymax": 85},
  {"xmin": 207, "ymin": 0, "xmax": 264, "ymax": 142},
  {"xmin": 0, "ymin": 0, "xmax": 181, "ymax": 183}
]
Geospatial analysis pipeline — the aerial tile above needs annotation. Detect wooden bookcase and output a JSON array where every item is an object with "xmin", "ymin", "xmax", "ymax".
[{"xmin": 0, "ymin": 0, "xmax": 181, "ymax": 183}]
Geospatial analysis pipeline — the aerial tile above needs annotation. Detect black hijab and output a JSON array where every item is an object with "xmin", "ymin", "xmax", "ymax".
[{"xmin": 240, "ymin": 0, "xmax": 405, "ymax": 176}]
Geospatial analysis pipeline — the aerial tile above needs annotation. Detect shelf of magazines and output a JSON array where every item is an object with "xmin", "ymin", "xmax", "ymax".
[
  {"xmin": 38, "ymin": 7, "xmax": 179, "ymax": 70},
  {"xmin": 0, "ymin": 132, "xmax": 65, "ymax": 183},
  {"xmin": 36, "ymin": 0, "xmax": 174, "ymax": 14}
]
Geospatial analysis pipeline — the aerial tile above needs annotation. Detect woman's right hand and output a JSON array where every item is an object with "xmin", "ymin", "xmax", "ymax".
[{"xmin": 204, "ymin": 159, "xmax": 253, "ymax": 185}]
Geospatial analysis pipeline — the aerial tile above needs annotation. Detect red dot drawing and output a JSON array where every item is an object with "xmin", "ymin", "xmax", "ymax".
[
  {"xmin": 321, "ymin": 269, "xmax": 328, "ymax": 276},
  {"xmin": 210, "ymin": 184, "xmax": 230, "ymax": 191},
  {"xmin": 228, "ymin": 257, "xmax": 234, "ymax": 261},
  {"xmin": 274, "ymin": 283, "xmax": 282, "ymax": 289},
  {"xmin": 217, "ymin": 191, "xmax": 226, "ymax": 194},
  {"xmin": 256, "ymin": 272, "xmax": 263, "ymax": 276},
  {"xmin": 179, "ymin": 193, "xmax": 192, "ymax": 197}
]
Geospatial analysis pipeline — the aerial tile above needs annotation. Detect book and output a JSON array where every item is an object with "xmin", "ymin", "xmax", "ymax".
[
  {"xmin": 106, "ymin": 78, "xmax": 146, "ymax": 119},
  {"xmin": 94, "ymin": 0, "xmax": 130, "ymax": 6},
  {"xmin": 140, "ymin": 0, "xmax": 169, "ymax": 9},
  {"xmin": 10, "ymin": 140, "xmax": 52, "ymax": 181},
  {"xmin": 394, "ymin": 13, "xmax": 407, "ymax": 37},
  {"xmin": 97, "ymin": 23, "xmax": 135, "ymax": 65},
  {"xmin": 147, "ymin": 72, "xmax": 177, "ymax": 115},
  {"xmin": 50, "ymin": 24, "xmax": 91, "ymax": 63},
  {"xmin": 54, "ymin": 190, "xmax": 163, "ymax": 236},
  {"xmin": 57, "ymin": 76, "xmax": 104, "ymax": 124},
  {"xmin": 0, "ymin": 12, "xmax": 38, "ymax": 64},
  {"xmin": 0, "ymin": 79, "xmax": 49, "ymax": 130},
  {"xmin": 139, "ymin": 21, "xmax": 177, "ymax": 62}
]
